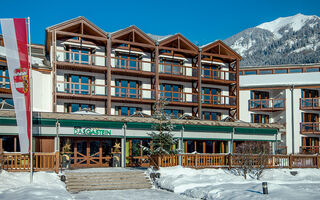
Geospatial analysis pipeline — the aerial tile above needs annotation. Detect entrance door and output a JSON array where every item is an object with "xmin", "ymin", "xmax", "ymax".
[{"xmin": 71, "ymin": 138, "xmax": 114, "ymax": 168}]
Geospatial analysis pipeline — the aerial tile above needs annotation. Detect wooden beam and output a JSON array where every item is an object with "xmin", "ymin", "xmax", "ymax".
[
  {"xmin": 198, "ymin": 51, "xmax": 202, "ymax": 119},
  {"xmin": 112, "ymin": 39, "xmax": 155, "ymax": 49},
  {"xmin": 55, "ymin": 30, "xmax": 107, "ymax": 41},
  {"xmin": 201, "ymin": 52, "xmax": 236, "ymax": 60},
  {"xmin": 107, "ymin": 37, "xmax": 112, "ymax": 115},
  {"xmin": 155, "ymin": 45, "xmax": 159, "ymax": 100},
  {"xmin": 159, "ymin": 46, "xmax": 197, "ymax": 55}
]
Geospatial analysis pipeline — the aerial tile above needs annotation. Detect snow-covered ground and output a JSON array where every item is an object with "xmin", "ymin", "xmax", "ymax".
[
  {"xmin": 156, "ymin": 166, "xmax": 320, "ymax": 200},
  {"xmin": 0, "ymin": 170, "xmax": 192, "ymax": 200}
]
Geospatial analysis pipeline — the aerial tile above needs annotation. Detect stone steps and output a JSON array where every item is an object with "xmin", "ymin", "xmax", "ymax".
[{"xmin": 65, "ymin": 171, "xmax": 152, "ymax": 193}]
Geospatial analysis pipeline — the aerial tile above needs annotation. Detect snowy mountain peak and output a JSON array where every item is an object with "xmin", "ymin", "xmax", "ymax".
[
  {"xmin": 224, "ymin": 13, "xmax": 320, "ymax": 66},
  {"xmin": 257, "ymin": 13, "xmax": 319, "ymax": 39}
]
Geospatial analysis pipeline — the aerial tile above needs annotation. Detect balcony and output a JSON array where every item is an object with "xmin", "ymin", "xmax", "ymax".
[
  {"xmin": 56, "ymin": 81, "xmax": 107, "ymax": 100},
  {"xmin": 248, "ymin": 99, "xmax": 285, "ymax": 112},
  {"xmin": 55, "ymin": 50, "xmax": 107, "ymax": 72},
  {"xmin": 300, "ymin": 146, "xmax": 320, "ymax": 154},
  {"xmin": 0, "ymin": 75, "xmax": 11, "ymax": 93},
  {"xmin": 300, "ymin": 98, "xmax": 320, "ymax": 110},
  {"xmin": 159, "ymin": 91, "xmax": 198, "ymax": 106},
  {"xmin": 300, "ymin": 122, "xmax": 320, "ymax": 135},
  {"xmin": 111, "ymin": 86, "xmax": 155, "ymax": 103},
  {"xmin": 201, "ymin": 67, "xmax": 236, "ymax": 84},
  {"xmin": 201, "ymin": 94, "xmax": 237, "ymax": 108},
  {"xmin": 159, "ymin": 63, "xmax": 197, "ymax": 81},
  {"xmin": 111, "ymin": 57, "xmax": 155, "ymax": 77}
]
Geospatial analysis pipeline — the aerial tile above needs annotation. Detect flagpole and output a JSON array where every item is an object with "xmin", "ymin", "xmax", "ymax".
[{"xmin": 27, "ymin": 16, "xmax": 33, "ymax": 184}]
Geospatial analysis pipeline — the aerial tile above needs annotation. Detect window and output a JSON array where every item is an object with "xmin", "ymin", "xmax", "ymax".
[
  {"xmin": 115, "ymin": 106, "xmax": 142, "ymax": 116},
  {"xmin": 306, "ymin": 67, "xmax": 320, "ymax": 72},
  {"xmin": 244, "ymin": 70, "xmax": 257, "ymax": 75},
  {"xmin": 1, "ymin": 136, "xmax": 20, "ymax": 152},
  {"xmin": 259, "ymin": 70, "xmax": 273, "ymax": 74},
  {"xmin": 115, "ymin": 80, "xmax": 140, "ymax": 98},
  {"xmin": 65, "ymin": 46, "xmax": 94, "ymax": 65},
  {"xmin": 159, "ymin": 84, "xmax": 183, "ymax": 102},
  {"xmin": 64, "ymin": 74, "xmax": 94, "ymax": 95},
  {"xmin": 164, "ymin": 109, "xmax": 183, "ymax": 119},
  {"xmin": 251, "ymin": 91, "xmax": 269, "ymax": 99},
  {"xmin": 251, "ymin": 114, "xmax": 269, "ymax": 123},
  {"xmin": 0, "ymin": 97, "xmax": 14, "ymax": 108},
  {"xmin": 159, "ymin": 58, "xmax": 183, "ymax": 75},
  {"xmin": 64, "ymin": 103, "xmax": 95, "ymax": 113},
  {"xmin": 202, "ymin": 64, "xmax": 220, "ymax": 79},
  {"xmin": 202, "ymin": 88, "xmax": 221, "ymax": 104},
  {"xmin": 289, "ymin": 68, "xmax": 302, "ymax": 73},
  {"xmin": 275, "ymin": 69, "xmax": 288, "ymax": 74},
  {"xmin": 203, "ymin": 111, "xmax": 221, "ymax": 121},
  {"xmin": 116, "ymin": 53, "xmax": 140, "ymax": 70},
  {"xmin": 0, "ymin": 67, "xmax": 10, "ymax": 89}
]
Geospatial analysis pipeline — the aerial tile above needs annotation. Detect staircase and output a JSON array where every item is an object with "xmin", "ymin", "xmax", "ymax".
[{"xmin": 65, "ymin": 171, "xmax": 152, "ymax": 193}]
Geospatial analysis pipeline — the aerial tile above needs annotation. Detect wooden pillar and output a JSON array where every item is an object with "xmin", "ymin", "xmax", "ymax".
[
  {"xmin": 52, "ymin": 30, "xmax": 57, "ymax": 112},
  {"xmin": 107, "ymin": 36, "xmax": 112, "ymax": 115},
  {"xmin": 194, "ymin": 140, "xmax": 197, "ymax": 152},
  {"xmin": 203, "ymin": 141, "xmax": 206, "ymax": 153},
  {"xmin": 155, "ymin": 44, "xmax": 159, "ymax": 100},
  {"xmin": 184, "ymin": 141, "xmax": 187, "ymax": 153},
  {"xmin": 236, "ymin": 59, "xmax": 240, "ymax": 120},
  {"xmin": 197, "ymin": 50, "xmax": 202, "ymax": 119},
  {"xmin": 212, "ymin": 141, "xmax": 215, "ymax": 153},
  {"xmin": 14, "ymin": 136, "xmax": 17, "ymax": 152},
  {"xmin": 221, "ymin": 141, "xmax": 224, "ymax": 153},
  {"xmin": 0, "ymin": 137, "xmax": 2, "ymax": 152}
]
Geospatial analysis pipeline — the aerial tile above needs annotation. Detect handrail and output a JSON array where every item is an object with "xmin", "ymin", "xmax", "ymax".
[
  {"xmin": 112, "ymin": 85, "xmax": 155, "ymax": 100},
  {"xmin": 159, "ymin": 63, "xmax": 197, "ymax": 77},
  {"xmin": 201, "ymin": 67, "xmax": 236, "ymax": 81},
  {"xmin": 56, "ymin": 81, "xmax": 107, "ymax": 96},
  {"xmin": 300, "ymin": 97, "xmax": 320, "ymax": 109},
  {"xmin": 159, "ymin": 90, "xmax": 198, "ymax": 103},
  {"xmin": 249, "ymin": 98, "xmax": 286, "ymax": 110},
  {"xmin": 202, "ymin": 94, "xmax": 237, "ymax": 106},
  {"xmin": 56, "ymin": 49, "xmax": 107, "ymax": 66},
  {"xmin": 111, "ymin": 56, "xmax": 155, "ymax": 72},
  {"xmin": 300, "ymin": 122, "xmax": 320, "ymax": 134}
]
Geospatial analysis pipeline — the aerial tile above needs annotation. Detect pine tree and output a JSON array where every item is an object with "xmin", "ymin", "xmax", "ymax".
[{"xmin": 144, "ymin": 99, "xmax": 178, "ymax": 156}]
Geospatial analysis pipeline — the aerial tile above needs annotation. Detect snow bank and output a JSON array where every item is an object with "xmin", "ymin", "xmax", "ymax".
[
  {"xmin": 0, "ymin": 171, "xmax": 72, "ymax": 200},
  {"xmin": 156, "ymin": 166, "xmax": 320, "ymax": 200}
]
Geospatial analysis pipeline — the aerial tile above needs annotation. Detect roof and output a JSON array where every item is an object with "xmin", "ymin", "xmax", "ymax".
[
  {"xmin": 0, "ymin": 110, "xmax": 284, "ymax": 130},
  {"xmin": 241, "ymin": 63, "xmax": 320, "ymax": 69}
]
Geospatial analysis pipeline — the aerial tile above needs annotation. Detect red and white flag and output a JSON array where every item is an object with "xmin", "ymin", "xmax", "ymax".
[{"xmin": 0, "ymin": 18, "xmax": 31, "ymax": 153}]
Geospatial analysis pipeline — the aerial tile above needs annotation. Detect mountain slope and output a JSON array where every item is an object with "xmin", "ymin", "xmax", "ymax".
[{"xmin": 224, "ymin": 13, "xmax": 320, "ymax": 66}]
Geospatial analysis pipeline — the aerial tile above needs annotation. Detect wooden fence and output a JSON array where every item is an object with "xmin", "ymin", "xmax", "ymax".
[
  {"xmin": 1, "ymin": 152, "xmax": 59, "ymax": 173},
  {"xmin": 150, "ymin": 154, "xmax": 320, "ymax": 169}
]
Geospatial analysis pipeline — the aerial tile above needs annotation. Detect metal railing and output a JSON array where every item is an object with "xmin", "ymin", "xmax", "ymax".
[
  {"xmin": 249, "ymin": 99, "xmax": 285, "ymax": 111},
  {"xmin": 56, "ymin": 81, "xmax": 107, "ymax": 96},
  {"xmin": 300, "ymin": 122, "xmax": 320, "ymax": 134},
  {"xmin": 300, "ymin": 98, "xmax": 320, "ymax": 110},
  {"xmin": 201, "ymin": 68, "xmax": 236, "ymax": 81},
  {"xmin": 56, "ymin": 49, "xmax": 107, "ymax": 67}
]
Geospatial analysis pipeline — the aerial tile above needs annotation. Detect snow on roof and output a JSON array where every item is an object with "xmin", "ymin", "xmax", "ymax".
[
  {"xmin": 200, "ymin": 40, "xmax": 218, "ymax": 48},
  {"xmin": 241, "ymin": 63, "xmax": 320, "ymax": 69},
  {"xmin": 240, "ymin": 72, "xmax": 320, "ymax": 88},
  {"xmin": 0, "ymin": 46, "xmax": 47, "ymax": 67},
  {"xmin": 147, "ymin": 33, "xmax": 173, "ymax": 42}
]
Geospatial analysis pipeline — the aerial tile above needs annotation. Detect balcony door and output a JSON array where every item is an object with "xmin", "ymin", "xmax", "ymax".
[
  {"xmin": 303, "ymin": 113, "xmax": 319, "ymax": 122},
  {"xmin": 115, "ymin": 80, "xmax": 140, "ymax": 99},
  {"xmin": 303, "ymin": 89, "xmax": 319, "ymax": 98}
]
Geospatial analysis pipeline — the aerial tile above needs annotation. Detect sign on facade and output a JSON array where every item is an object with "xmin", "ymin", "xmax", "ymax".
[{"xmin": 74, "ymin": 127, "xmax": 112, "ymax": 136}]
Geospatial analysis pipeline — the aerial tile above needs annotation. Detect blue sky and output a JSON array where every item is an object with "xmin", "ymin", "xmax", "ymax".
[{"xmin": 1, "ymin": 0, "xmax": 319, "ymax": 45}]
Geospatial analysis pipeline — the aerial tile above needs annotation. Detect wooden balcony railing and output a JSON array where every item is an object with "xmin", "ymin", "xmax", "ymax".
[
  {"xmin": 202, "ymin": 95, "xmax": 237, "ymax": 106},
  {"xmin": 249, "ymin": 99, "xmax": 285, "ymax": 111},
  {"xmin": 300, "ymin": 98, "xmax": 320, "ymax": 110},
  {"xmin": 112, "ymin": 86, "xmax": 155, "ymax": 100},
  {"xmin": 300, "ymin": 146, "xmax": 320, "ymax": 154},
  {"xmin": 300, "ymin": 122, "xmax": 320, "ymax": 134},
  {"xmin": 56, "ymin": 49, "xmax": 107, "ymax": 67},
  {"xmin": 201, "ymin": 68, "xmax": 236, "ymax": 82},
  {"xmin": 1, "ymin": 152, "xmax": 59, "ymax": 172},
  {"xmin": 159, "ymin": 63, "xmax": 197, "ymax": 77},
  {"xmin": 56, "ymin": 81, "xmax": 107, "ymax": 96},
  {"xmin": 111, "ymin": 57, "xmax": 155, "ymax": 72},
  {"xmin": 0, "ymin": 75, "xmax": 10, "ymax": 90},
  {"xmin": 151, "ymin": 153, "xmax": 320, "ymax": 169},
  {"xmin": 159, "ymin": 91, "xmax": 198, "ymax": 104}
]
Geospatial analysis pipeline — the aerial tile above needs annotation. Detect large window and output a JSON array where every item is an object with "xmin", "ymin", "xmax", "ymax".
[
  {"xmin": 115, "ymin": 80, "xmax": 140, "ymax": 98},
  {"xmin": 65, "ymin": 46, "xmax": 94, "ymax": 65},
  {"xmin": 159, "ymin": 84, "xmax": 183, "ymax": 102},
  {"xmin": 1, "ymin": 136, "xmax": 20, "ymax": 152},
  {"xmin": 202, "ymin": 64, "xmax": 220, "ymax": 79},
  {"xmin": 115, "ymin": 106, "xmax": 142, "ymax": 116},
  {"xmin": 251, "ymin": 114, "xmax": 269, "ymax": 123},
  {"xmin": 159, "ymin": 58, "xmax": 183, "ymax": 75},
  {"xmin": 0, "ymin": 97, "xmax": 14, "ymax": 108},
  {"xmin": 64, "ymin": 74, "xmax": 94, "ymax": 95},
  {"xmin": 164, "ymin": 109, "xmax": 183, "ymax": 119},
  {"xmin": 0, "ymin": 67, "xmax": 10, "ymax": 89},
  {"xmin": 64, "ymin": 103, "xmax": 95, "ymax": 113},
  {"xmin": 203, "ymin": 111, "xmax": 221, "ymax": 121},
  {"xmin": 116, "ymin": 53, "xmax": 140, "ymax": 70},
  {"xmin": 202, "ymin": 87, "xmax": 221, "ymax": 104}
]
